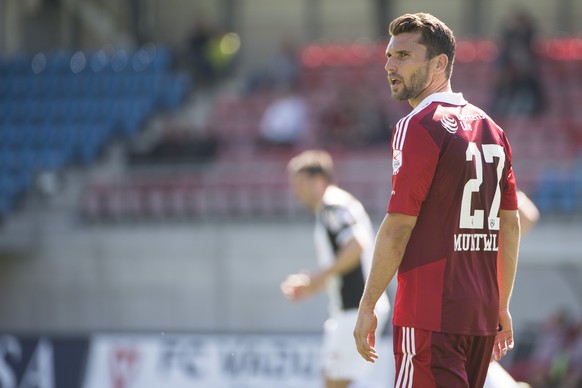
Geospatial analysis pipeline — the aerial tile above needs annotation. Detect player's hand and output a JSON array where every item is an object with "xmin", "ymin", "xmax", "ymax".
[
  {"xmin": 354, "ymin": 308, "xmax": 379, "ymax": 363},
  {"xmin": 493, "ymin": 308, "xmax": 514, "ymax": 361},
  {"xmin": 280, "ymin": 273, "xmax": 311, "ymax": 301}
]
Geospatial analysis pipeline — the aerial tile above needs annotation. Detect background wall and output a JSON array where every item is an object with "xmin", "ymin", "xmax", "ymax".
[{"xmin": 0, "ymin": 187, "xmax": 580, "ymax": 334}]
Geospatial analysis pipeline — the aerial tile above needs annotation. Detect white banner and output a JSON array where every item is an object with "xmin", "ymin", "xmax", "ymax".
[{"xmin": 83, "ymin": 333, "xmax": 329, "ymax": 388}]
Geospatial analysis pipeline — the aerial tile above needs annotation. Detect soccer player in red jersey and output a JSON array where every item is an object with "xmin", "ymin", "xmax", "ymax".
[{"xmin": 354, "ymin": 13, "xmax": 521, "ymax": 388}]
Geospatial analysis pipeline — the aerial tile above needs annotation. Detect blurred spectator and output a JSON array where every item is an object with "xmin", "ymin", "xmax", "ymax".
[
  {"xmin": 205, "ymin": 27, "xmax": 240, "ymax": 80},
  {"xmin": 258, "ymin": 86, "xmax": 309, "ymax": 148},
  {"xmin": 36, "ymin": 170, "xmax": 62, "ymax": 199},
  {"xmin": 187, "ymin": 19, "xmax": 239, "ymax": 85},
  {"xmin": 350, "ymin": 88, "xmax": 389, "ymax": 146},
  {"xmin": 127, "ymin": 121, "xmax": 218, "ymax": 164},
  {"xmin": 188, "ymin": 17, "xmax": 214, "ymax": 83},
  {"xmin": 269, "ymin": 37, "xmax": 301, "ymax": 90},
  {"xmin": 562, "ymin": 322, "xmax": 582, "ymax": 387},
  {"xmin": 245, "ymin": 36, "xmax": 301, "ymax": 93},
  {"xmin": 317, "ymin": 88, "xmax": 358, "ymax": 146},
  {"xmin": 317, "ymin": 88, "xmax": 387, "ymax": 147},
  {"xmin": 514, "ymin": 309, "xmax": 574, "ymax": 387},
  {"xmin": 490, "ymin": 9, "xmax": 546, "ymax": 118}
]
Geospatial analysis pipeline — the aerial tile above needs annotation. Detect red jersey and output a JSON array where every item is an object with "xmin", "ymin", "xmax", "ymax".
[{"xmin": 388, "ymin": 92, "xmax": 518, "ymax": 336}]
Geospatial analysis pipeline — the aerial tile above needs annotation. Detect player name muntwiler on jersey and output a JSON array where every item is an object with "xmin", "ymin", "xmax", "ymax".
[{"xmin": 453, "ymin": 233, "xmax": 498, "ymax": 252}]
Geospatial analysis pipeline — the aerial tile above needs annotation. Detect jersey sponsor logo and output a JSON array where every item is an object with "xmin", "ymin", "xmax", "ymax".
[
  {"xmin": 392, "ymin": 150, "xmax": 403, "ymax": 175},
  {"xmin": 459, "ymin": 120, "xmax": 473, "ymax": 131},
  {"xmin": 441, "ymin": 114, "xmax": 485, "ymax": 133},
  {"xmin": 457, "ymin": 113, "xmax": 487, "ymax": 121},
  {"xmin": 453, "ymin": 233, "xmax": 498, "ymax": 251},
  {"xmin": 440, "ymin": 115, "xmax": 458, "ymax": 133}
]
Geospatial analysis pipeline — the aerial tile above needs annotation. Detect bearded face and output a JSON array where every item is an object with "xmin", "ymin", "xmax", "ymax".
[{"xmin": 390, "ymin": 61, "xmax": 431, "ymax": 102}]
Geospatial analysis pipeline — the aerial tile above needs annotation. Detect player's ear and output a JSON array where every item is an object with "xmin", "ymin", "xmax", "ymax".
[{"xmin": 433, "ymin": 53, "xmax": 448, "ymax": 74}]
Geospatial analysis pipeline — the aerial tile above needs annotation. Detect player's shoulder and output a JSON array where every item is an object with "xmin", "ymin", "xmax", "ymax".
[
  {"xmin": 429, "ymin": 101, "xmax": 487, "ymax": 123},
  {"xmin": 320, "ymin": 186, "xmax": 359, "ymax": 226},
  {"xmin": 423, "ymin": 101, "xmax": 503, "ymax": 135},
  {"xmin": 394, "ymin": 100, "xmax": 450, "ymax": 132},
  {"xmin": 320, "ymin": 204, "xmax": 356, "ymax": 232},
  {"xmin": 322, "ymin": 186, "xmax": 355, "ymax": 208},
  {"xmin": 392, "ymin": 103, "xmax": 444, "ymax": 150},
  {"xmin": 393, "ymin": 95, "xmax": 496, "ymax": 149}
]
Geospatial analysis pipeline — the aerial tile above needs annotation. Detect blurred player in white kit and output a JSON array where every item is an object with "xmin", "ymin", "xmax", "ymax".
[{"xmin": 282, "ymin": 149, "xmax": 390, "ymax": 388}]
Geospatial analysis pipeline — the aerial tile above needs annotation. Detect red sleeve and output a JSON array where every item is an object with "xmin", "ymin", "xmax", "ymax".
[
  {"xmin": 500, "ymin": 135, "xmax": 518, "ymax": 210},
  {"xmin": 388, "ymin": 121, "xmax": 440, "ymax": 216}
]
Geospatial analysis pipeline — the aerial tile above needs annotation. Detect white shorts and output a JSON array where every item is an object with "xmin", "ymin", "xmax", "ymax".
[
  {"xmin": 322, "ymin": 308, "xmax": 389, "ymax": 381},
  {"xmin": 484, "ymin": 361, "xmax": 520, "ymax": 388}
]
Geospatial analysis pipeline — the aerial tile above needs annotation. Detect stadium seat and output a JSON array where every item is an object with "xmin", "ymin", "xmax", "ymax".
[{"xmin": 0, "ymin": 46, "xmax": 193, "ymax": 220}]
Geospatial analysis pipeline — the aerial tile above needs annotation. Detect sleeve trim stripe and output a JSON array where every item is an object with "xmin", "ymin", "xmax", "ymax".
[{"xmin": 393, "ymin": 114, "xmax": 414, "ymax": 151}]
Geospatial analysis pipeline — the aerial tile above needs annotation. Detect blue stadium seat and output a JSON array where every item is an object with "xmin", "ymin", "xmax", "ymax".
[
  {"xmin": 7, "ymin": 55, "xmax": 33, "ymax": 75},
  {"xmin": 0, "ymin": 48, "xmax": 194, "ymax": 220},
  {"xmin": 0, "ymin": 78, "xmax": 9, "ymax": 99},
  {"xmin": 0, "ymin": 171, "xmax": 32, "ymax": 215},
  {"xmin": 0, "ymin": 195, "xmax": 11, "ymax": 218},
  {"xmin": 68, "ymin": 73, "xmax": 93, "ymax": 96},
  {"xmin": 39, "ymin": 74, "xmax": 67, "ymax": 97},
  {"xmin": 0, "ymin": 101, "xmax": 11, "ymax": 118},
  {"xmin": 45, "ymin": 51, "xmax": 72, "ymax": 74},
  {"xmin": 158, "ymin": 73, "xmax": 191, "ymax": 108},
  {"xmin": 10, "ymin": 76, "xmax": 30, "ymax": 99},
  {"xmin": 534, "ymin": 170, "xmax": 577, "ymax": 213},
  {"xmin": 74, "ymin": 124, "xmax": 108, "ymax": 164},
  {"xmin": 110, "ymin": 50, "xmax": 130, "ymax": 73},
  {"xmin": 2, "ymin": 127, "xmax": 22, "ymax": 148},
  {"xmin": 139, "ymin": 73, "xmax": 162, "ymax": 95},
  {"xmin": 151, "ymin": 47, "xmax": 173, "ymax": 72},
  {"xmin": 88, "ymin": 51, "xmax": 105, "ymax": 73}
]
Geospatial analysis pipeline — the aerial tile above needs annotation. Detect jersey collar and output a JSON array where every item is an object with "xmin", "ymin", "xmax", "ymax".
[{"xmin": 410, "ymin": 92, "xmax": 468, "ymax": 115}]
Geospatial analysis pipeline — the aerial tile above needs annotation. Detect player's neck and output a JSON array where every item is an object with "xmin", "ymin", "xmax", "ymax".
[
  {"xmin": 313, "ymin": 184, "xmax": 331, "ymax": 213},
  {"xmin": 409, "ymin": 79, "xmax": 452, "ymax": 108}
]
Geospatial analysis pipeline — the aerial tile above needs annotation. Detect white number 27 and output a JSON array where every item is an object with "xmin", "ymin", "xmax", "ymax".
[{"xmin": 459, "ymin": 142, "xmax": 505, "ymax": 230}]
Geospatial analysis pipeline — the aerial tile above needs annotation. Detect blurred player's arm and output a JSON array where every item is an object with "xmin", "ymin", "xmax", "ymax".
[
  {"xmin": 517, "ymin": 190, "xmax": 540, "ymax": 235},
  {"xmin": 280, "ymin": 237, "xmax": 363, "ymax": 301},
  {"xmin": 281, "ymin": 272, "xmax": 314, "ymax": 301},
  {"xmin": 494, "ymin": 208, "xmax": 521, "ymax": 361},
  {"xmin": 354, "ymin": 212, "xmax": 417, "ymax": 362},
  {"xmin": 319, "ymin": 236, "xmax": 363, "ymax": 278}
]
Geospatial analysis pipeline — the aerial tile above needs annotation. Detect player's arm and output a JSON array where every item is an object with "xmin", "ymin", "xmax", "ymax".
[
  {"xmin": 282, "ymin": 205, "xmax": 364, "ymax": 301},
  {"xmin": 298, "ymin": 234, "xmax": 364, "ymax": 297},
  {"xmin": 360, "ymin": 212, "xmax": 416, "ymax": 310},
  {"xmin": 517, "ymin": 190, "xmax": 540, "ymax": 235},
  {"xmin": 320, "ymin": 237, "xmax": 363, "ymax": 278},
  {"xmin": 354, "ymin": 212, "xmax": 417, "ymax": 362},
  {"xmin": 494, "ymin": 208, "xmax": 520, "ymax": 361},
  {"xmin": 281, "ymin": 237, "xmax": 363, "ymax": 301}
]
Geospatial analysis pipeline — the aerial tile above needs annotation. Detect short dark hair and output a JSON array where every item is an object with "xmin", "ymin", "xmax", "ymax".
[
  {"xmin": 287, "ymin": 150, "xmax": 334, "ymax": 182},
  {"xmin": 389, "ymin": 13, "xmax": 456, "ymax": 78}
]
